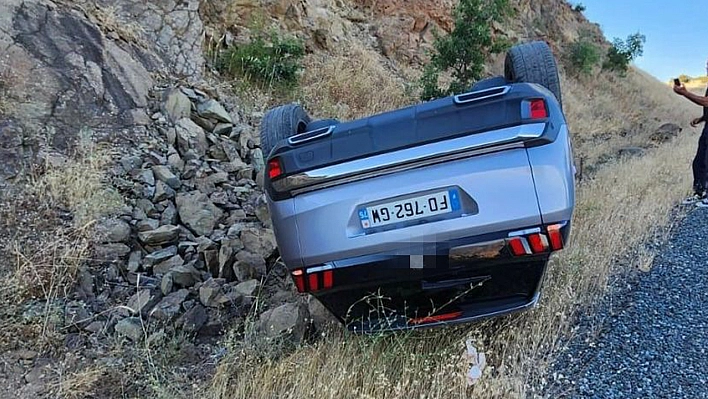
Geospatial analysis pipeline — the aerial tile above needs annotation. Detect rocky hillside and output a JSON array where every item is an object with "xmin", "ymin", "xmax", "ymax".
[{"xmin": 0, "ymin": 0, "xmax": 696, "ymax": 397}]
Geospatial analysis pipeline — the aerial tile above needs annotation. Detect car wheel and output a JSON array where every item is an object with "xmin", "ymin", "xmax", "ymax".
[
  {"xmin": 260, "ymin": 104, "xmax": 312, "ymax": 157},
  {"xmin": 504, "ymin": 41, "xmax": 563, "ymax": 108}
]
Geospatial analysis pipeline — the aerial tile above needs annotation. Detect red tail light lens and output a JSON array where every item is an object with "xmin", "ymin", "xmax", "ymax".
[
  {"xmin": 528, "ymin": 233, "xmax": 549, "ymax": 253},
  {"xmin": 508, "ymin": 237, "xmax": 529, "ymax": 256},
  {"xmin": 530, "ymin": 99, "xmax": 548, "ymax": 119},
  {"xmin": 308, "ymin": 274, "xmax": 319, "ymax": 291},
  {"xmin": 267, "ymin": 158, "xmax": 284, "ymax": 180},
  {"xmin": 547, "ymin": 224, "xmax": 564, "ymax": 251},
  {"xmin": 292, "ymin": 270, "xmax": 305, "ymax": 293},
  {"xmin": 323, "ymin": 270, "xmax": 333, "ymax": 289}
]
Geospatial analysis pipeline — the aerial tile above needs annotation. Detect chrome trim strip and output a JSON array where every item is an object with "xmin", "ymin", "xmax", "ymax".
[
  {"xmin": 287, "ymin": 125, "xmax": 334, "ymax": 145},
  {"xmin": 306, "ymin": 264, "xmax": 334, "ymax": 274},
  {"xmin": 508, "ymin": 227, "xmax": 542, "ymax": 237},
  {"xmin": 453, "ymin": 85, "xmax": 511, "ymax": 105},
  {"xmin": 273, "ymin": 123, "xmax": 546, "ymax": 195}
]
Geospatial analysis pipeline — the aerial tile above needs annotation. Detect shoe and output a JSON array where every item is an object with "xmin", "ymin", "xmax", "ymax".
[
  {"xmin": 683, "ymin": 193, "xmax": 705, "ymax": 205},
  {"xmin": 697, "ymin": 198, "xmax": 708, "ymax": 207}
]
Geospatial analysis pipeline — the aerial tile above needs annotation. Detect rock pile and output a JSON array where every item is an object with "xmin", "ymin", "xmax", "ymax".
[{"xmin": 82, "ymin": 86, "xmax": 312, "ymax": 340}]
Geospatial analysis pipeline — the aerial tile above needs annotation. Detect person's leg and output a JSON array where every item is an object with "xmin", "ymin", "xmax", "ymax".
[
  {"xmin": 685, "ymin": 133, "xmax": 707, "ymax": 204},
  {"xmin": 694, "ymin": 129, "xmax": 708, "ymax": 206}
]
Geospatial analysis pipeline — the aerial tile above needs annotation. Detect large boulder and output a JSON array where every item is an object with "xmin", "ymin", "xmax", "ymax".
[
  {"xmin": 176, "ymin": 191, "xmax": 223, "ymax": 236},
  {"xmin": 257, "ymin": 302, "xmax": 310, "ymax": 344}
]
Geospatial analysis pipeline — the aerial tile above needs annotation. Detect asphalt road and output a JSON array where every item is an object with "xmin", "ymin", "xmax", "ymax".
[{"xmin": 547, "ymin": 206, "xmax": 708, "ymax": 399}]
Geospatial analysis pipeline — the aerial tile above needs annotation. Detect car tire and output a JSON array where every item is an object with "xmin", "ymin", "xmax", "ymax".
[
  {"xmin": 260, "ymin": 104, "xmax": 312, "ymax": 157},
  {"xmin": 504, "ymin": 41, "xmax": 562, "ymax": 108}
]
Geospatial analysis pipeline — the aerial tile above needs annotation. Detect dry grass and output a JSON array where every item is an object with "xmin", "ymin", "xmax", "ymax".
[
  {"xmin": 31, "ymin": 129, "xmax": 123, "ymax": 227},
  {"xmin": 53, "ymin": 365, "xmax": 108, "ymax": 399},
  {"xmin": 299, "ymin": 45, "xmax": 415, "ymax": 121},
  {"xmin": 0, "ymin": 132, "xmax": 122, "ymax": 352},
  {"xmin": 563, "ymin": 67, "xmax": 696, "ymax": 169}
]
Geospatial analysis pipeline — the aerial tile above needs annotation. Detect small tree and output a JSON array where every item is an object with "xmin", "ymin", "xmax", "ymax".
[
  {"xmin": 568, "ymin": 37, "xmax": 600, "ymax": 75},
  {"xmin": 573, "ymin": 3, "xmax": 586, "ymax": 12},
  {"xmin": 420, "ymin": 0, "xmax": 511, "ymax": 101},
  {"xmin": 602, "ymin": 32, "xmax": 646, "ymax": 75}
]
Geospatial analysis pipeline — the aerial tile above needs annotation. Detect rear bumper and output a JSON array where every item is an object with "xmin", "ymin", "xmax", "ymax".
[
  {"xmin": 305, "ymin": 222, "xmax": 570, "ymax": 333},
  {"xmin": 315, "ymin": 255, "xmax": 550, "ymax": 333}
]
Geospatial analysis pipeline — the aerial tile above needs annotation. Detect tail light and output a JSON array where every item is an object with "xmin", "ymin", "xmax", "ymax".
[
  {"xmin": 267, "ymin": 157, "xmax": 284, "ymax": 180},
  {"xmin": 508, "ymin": 224, "xmax": 565, "ymax": 257},
  {"xmin": 292, "ymin": 269, "xmax": 305, "ymax": 292},
  {"xmin": 528, "ymin": 99, "xmax": 548, "ymax": 119},
  {"xmin": 508, "ymin": 237, "xmax": 530, "ymax": 256},
  {"xmin": 291, "ymin": 265, "xmax": 335, "ymax": 293},
  {"xmin": 547, "ymin": 224, "xmax": 564, "ymax": 251}
]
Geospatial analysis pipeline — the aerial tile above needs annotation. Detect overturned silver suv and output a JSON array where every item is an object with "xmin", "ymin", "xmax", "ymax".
[{"xmin": 260, "ymin": 41, "xmax": 575, "ymax": 332}]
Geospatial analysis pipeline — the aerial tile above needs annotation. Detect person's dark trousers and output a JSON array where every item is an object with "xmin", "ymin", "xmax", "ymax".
[{"xmin": 692, "ymin": 125, "xmax": 708, "ymax": 194}]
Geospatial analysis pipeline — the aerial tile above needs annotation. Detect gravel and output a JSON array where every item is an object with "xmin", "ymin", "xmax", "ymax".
[{"xmin": 547, "ymin": 207, "xmax": 708, "ymax": 399}]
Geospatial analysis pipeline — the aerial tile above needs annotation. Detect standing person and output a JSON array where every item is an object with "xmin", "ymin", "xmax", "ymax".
[{"xmin": 674, "ymin": 66, "xmax": 708, "ymax": 206}]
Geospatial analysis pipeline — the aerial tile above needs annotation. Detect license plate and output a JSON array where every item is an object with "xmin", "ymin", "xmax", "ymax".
[{"xmin": 358, "ymin": 190, "xmax": 460, "ymax": 229}]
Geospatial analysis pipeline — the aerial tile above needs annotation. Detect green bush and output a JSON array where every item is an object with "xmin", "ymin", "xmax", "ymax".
[
  {"xmin": 573, "ymin": 3, "xmax": 586, "ymax": 12},
  {"xmin": 567, "ymin": 38, "xmax": 600, "ymax": 75},
  {"xmin": 420, "ymin": 0, "xmax": 511, "ymax": 101},
  {"xmin": 602, "ymin": 32, "xmax": 646, "ymax": 75},
  {"xmin": 217, "ymin": 31, "xmax": 305, "ymax": 89}
]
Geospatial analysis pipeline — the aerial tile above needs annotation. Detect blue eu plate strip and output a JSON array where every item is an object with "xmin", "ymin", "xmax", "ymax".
[{"xmin": 449, "ymin": 189, "xmax": 461, "ymax": 211}]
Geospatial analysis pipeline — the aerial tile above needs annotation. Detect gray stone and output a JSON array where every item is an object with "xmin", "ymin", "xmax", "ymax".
[
  {"xmin": 178, "ymin": 303, "xmax": 207, "ymax": 333},
  {"xmin": 307, "ymin": 295, "xmax": 340, "ymax": 332},
  {"xmin": 203, "ymin": 249, "xmax": 219, "ymax": 276},
  {"xmin": 254, "ymin": 195, "xmax": 271, "ymax": 227},
  {"xmin": 176, "ymin": 192, "xmax": 224, "ymax": 236},
  {"xmin": 144, "ymin": 246, "xmax": 178, "ymax": 267},
  {"xmin": 150, "ymin": 289, "xmax": 189, "ymax": 321},
  {"xmin": 94, "ymin": 243, "xmax": 131, "ymax": 261},
  {"xmin": 170, "ymin": 263, "xmax": 202, "ymax": 287},
  {"xmin": 160, "ymin": 202, "xmax": 179, "ymax": 226},
  {"xmin": 196, "ymin": 236, "xmax": 217, "ymax": 252},
  {"xmin": 233, "ymin": 251, "xmax": 267, "ymax": 281},
  {"xmin": 240, "ymin": 227, "xmax": 277, "ymax": 259},
  {"xmin": 128, "ymin": 251, "xmax": 142, "ymax": 273},
  {"xmin": 219, "ymin": 238, "xmax": 244, "ymax": 279},
  {"xmin": 250, "ymin": 148, "xmax": 265, "ymax": 173},
  {"xmin": 115, "ymin": 317, "xmax": 144, "ymax": 341},
  {"xmin": 132, "ymin": 169, "xmax": 155, "ymax": 186},
  {"xmin": 136, "ymin": 219, "xmax": 160, "ymax": 232},
  {"xmin": 152, "ymin": 165, "xmax": 181, "ymax": 189},
  {"xmin": 127, "ymin": 289, "xmax": 159, "ymax": 314},
  {"xmin": 96, "ymin": 218, "xmax": 132, "ymax": 243},
  {"xmin": 168, "ymin": 152, "xmax": 185, "ymax": 172},
  {"xmin": 213, "ymin": 123, "xmax": 233, "ymax": 136},
  {"xmin": 84, "ymin": 321, "xmax": 104, "ymax": 334},
  {"xmin": 163, "ymin": 89, "xmax": 192, "ymax": 122},
  {"xmin": 121, "ymin": 156, "xmax": 143, "ymax": 173},
  {"xmin": 257, "ymin": 303, "xmax": 309, "ymax": 344},
  {"xmin": 153, "ymin": 181, "xmax": 176, "ymax": 202},
  {"xmin": 235, "ymin": 279, "xmax": 259, "ymax": 298},
  {"xmin": 191, "ymin": 114, "xmax": 216, "ymax": 132},
  {"xmin": 161, "ymin": 273, "xmax": 174, "ymax": 295},
  {"xmin": 65, "ymin": 301, "xmax": 90, "ymax": 330},
  {"xmin": 197, "ymin": 99, "xmax": 232, "ymax": 123},
  {"xmin": 138, "ymin": 225, "xmax": 181, "ymax": 246},
  {"xmin": 136, "ymin": 199, "xmax": 159, "ymax": 218},
  {"xmin": 199, "ymin": 278, "xmax": 225, "ymax": 307},
  {"xmin": 176, "ymin": 118, "xmax": 209, "ymax": 157},
  {"xmin": 153, "ymin": 254, "xmax": 184, "ymax": 275}
]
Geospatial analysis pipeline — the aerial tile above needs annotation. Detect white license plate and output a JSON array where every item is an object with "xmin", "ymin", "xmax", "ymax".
[{"xmin": 358, "ymin": 190, "xmax": 460, "ymax": 229}]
